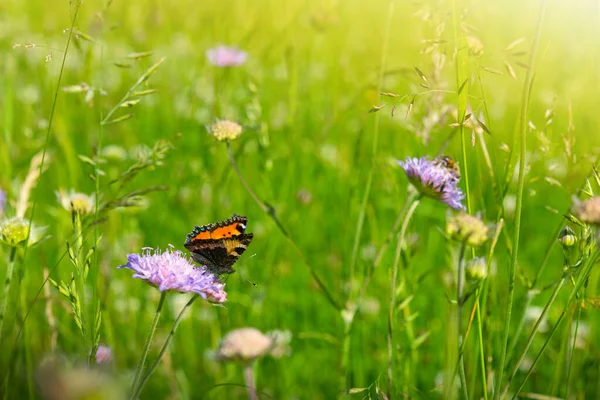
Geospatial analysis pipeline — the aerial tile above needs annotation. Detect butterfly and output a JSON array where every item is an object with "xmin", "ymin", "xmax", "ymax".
[{"xmin": 184, "ymin": 214, "xmax": 254, "ymax": 275}]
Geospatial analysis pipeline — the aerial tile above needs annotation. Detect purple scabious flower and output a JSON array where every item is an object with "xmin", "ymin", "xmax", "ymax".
[
  {"xmin": 206, "ymin": 45, "xmax": 247, "ymax": 67},
  {"xmin": 398, "ymin": 156, "xmax": 465, "ymax": 210},
  {"xmin": 118, "ymin": 247, "xmax": 227, "ymax": 303}
]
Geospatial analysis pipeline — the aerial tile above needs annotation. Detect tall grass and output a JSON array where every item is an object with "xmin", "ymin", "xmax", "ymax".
[{"xmin": 0, "ymin": 0, "xmax": 599, "ymax": 399}]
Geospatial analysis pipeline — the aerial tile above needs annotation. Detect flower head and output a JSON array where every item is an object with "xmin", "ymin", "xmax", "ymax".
[
  {"xmin": 215, "ymin": 328, "xmax": 273, "ymax": 363},
  {"xmin": 118, "ymin": 247, "xmax": 227, "ymax": 303},
  {"xmin": 56, "ymin": 189, "xmax": 96, "ymax": 215},
  {"xmin": 94, "ymin": 344, "xmax": 113, "ymax": 365},
  {"xmin": 398, "ymin": 156, "xmax": 465, "ymax": 210},
  {"xmin": 206, "ymin": 45, "xmax": 247, "ymax": 67},
  {"xmin": 0, "ymin": 217, "xmax": 46, "ymax": 247},
  {"xmin": 466, "ymin": 257, "xmax": 487, "ymax": 283},
  {"xmin": 208, "ymin": 119, "xmax": 243, "ymax": 142},
  {"xmin": 573, "ymin": 197, "xmax": 600, "ymax": 226},
  {"xmin": 213, "ymin": 328, "xmax": 292, "ymax": 364},
  {"xmin": 446, "ymin": 212, "xmax": 489, "ymax": 247},
  {"xmin": 37, "ymin": 355, "xmax": 124, "ymax": 400}
]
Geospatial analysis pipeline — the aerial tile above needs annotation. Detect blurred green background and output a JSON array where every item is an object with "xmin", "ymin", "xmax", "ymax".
[{"xmin": 1, "ymin": 0, "xmax": 599, "ymax": 398}]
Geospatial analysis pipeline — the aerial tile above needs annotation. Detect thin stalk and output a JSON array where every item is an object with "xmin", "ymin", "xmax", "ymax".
[
  {"xmin": 509, "ymin": 253, "xmax": 597, "ymax": 398},
  {"xmin": 501, "ymin": 271, "xmax": 566, "ymax": 397},
  {"xmin": 130, "ymin": 291, "xmax": 167, "ymax": 399},
  {"xmin": 456, "ymin": 244, "xmax": 469, "ymax": 400},
  {"xmin": 133, "ymin": 294, "xmax": 199, "ymax": 399},
  {"xmin": 101, "ymin": 57, "xmax": 166, "ymax": 125},
  {"xmin": 477, "ymin": 219, "xmax": 503, "ymax": 400},
  {"xmin": 452, "ymin": 0, "xmax": 471, "ymax": 216},
  {"xmin": 348, "ymin": 0, "xmax": 395, "ymax": 293},
  {"xmin": 340, "ymin": 191, "xmax": 419, "ymax": 392},
  {"xmin": 387, "ymin": 198, "xmax": 420, "ymax": 398},
  {"xmin": 226, "ymin": 141, "xmax": 341, "ymax": 311},
  {"xmin": 494, "ymin": 1, "xmax": 547, "ymax": 397},
  {"xmin": 565, "ymin": 293, "xmax": 583, "ymax": 399},
  {"xmin": 0, "ymin": 247, "xmax": 17, "ymax": 344},
  {"xmin": 4, "ymin": 3, "xmax": 81, "ymax": 394},
  {"xmin": 243, "ymin": 363, "xmax": 258, "ymax": 400}
]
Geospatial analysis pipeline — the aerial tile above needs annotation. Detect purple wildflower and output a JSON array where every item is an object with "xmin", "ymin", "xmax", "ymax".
[
  {"xmin": 118, "ymin": 247, "xmax": 227, "ymax": 303},
  {"xmin": 0, "ymin": 188, "xmax": 6, "ymax": 215},
  {"xmin": 94, "ymin": 344, "xmax": 113, "ymax": 365},
  {"xmin": 206, "ymin": 45, "xmax": 247, "ymax": 67},
  {"xmin": 398, "ymin": 156, "xmax": 465, "ymax": 210}
]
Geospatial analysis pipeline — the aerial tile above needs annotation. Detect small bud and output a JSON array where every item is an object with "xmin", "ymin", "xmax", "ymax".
[
  {"xmin": 466, "ymin": 257, "xmax": 487, "ymax": 283},
  {"xmin": 208, "ymin": 120, "xmax": 243, "ymax": 142},
  {"xmin": 446, "ymin": 212, "xmax": 489, "ymax": 247},
  {"xmin": 557, "ymin": 226, "xmax": 576, "ymax": 247}
]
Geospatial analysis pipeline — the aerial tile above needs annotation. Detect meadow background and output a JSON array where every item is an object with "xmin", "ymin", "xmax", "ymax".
[{"xmin": 1, "ymin": 0, "xmax": 599, "ymax": 399}]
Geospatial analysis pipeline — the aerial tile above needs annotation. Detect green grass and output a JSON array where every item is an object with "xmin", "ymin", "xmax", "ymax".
[{"xmin": 1, "ymin": 0, "xmax": 600, "ymax": 399}]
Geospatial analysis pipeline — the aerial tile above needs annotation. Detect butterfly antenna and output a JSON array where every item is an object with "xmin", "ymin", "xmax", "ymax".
[
  {"xmin": 239, "ymin": 269, "xmax": 257, "ymax": 287},
  {"xmin": 239, "ymin": 254, "xmax": 257, "ymax": 286}
]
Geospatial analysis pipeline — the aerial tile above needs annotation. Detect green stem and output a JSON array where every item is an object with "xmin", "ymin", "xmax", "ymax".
[
  {"xmin": 501, "ymin": 271, "xmax": 566, "ymax": 397},
  {"xmin": 456, "ymin": 244, "xmax": 469, "ymax": 400},
  {"xmin": 478, "ymin": 219, "xmax": 503, "ymax": 400},
  {"xmin": 0, "ymin": 247, "xmax": 17, "ymax": 344},
  {"xmin": 475, "ymin": 293, "xmax": 488, "ymax": 400},
  {"xmin": 3, "ymin": 3, "xmax": 82, "ymax": 394},
  {"xmin": 130, "ymin": 291, "xmax": 167, "ymax": 399},
  {"xmin": 340, "ymin": 191, "xmax": 419, "ymax": 392},
  {"xmin": 387, "ymin": 198, "xmax": 420, "ymax": 398},
  {"xmin": 564, "ymin": 293, "xmax": 582, "ymax": 399},
  {"xmin": 494, "ymin": 2, "xmax": 547, "ymax": 397},
  {"xmin": 348, "ymin": 0, "xmax": 395, "ymax": 295},
  {"xmin": 133, "ymin": 294, "xmax": 198, "ymax": 399},
  {"xmin": 243, "ymin": 363, "xmax": 258, "ymax": 400},
  {"xmin": 226, "ymin": 141, "xmax": 340, "ymax": 311},
  {"xmin": 510, "ymin": 252, "xmax": 597, "ymax": 398}
]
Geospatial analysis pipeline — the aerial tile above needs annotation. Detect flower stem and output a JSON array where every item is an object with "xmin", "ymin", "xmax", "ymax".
[
  {"xmin": 508, "ymin": 252, "xmax": 597, "ymax": 398},
  {"xmin": 133, "ymin": 294, "xmax": 199, "ymax": 399},
  {"xmin": 243, "ymin": 363, "xmax": 258, "ymax": 400},
  {"xmin": 130, "ymin": 291, "xmax": 167, "ymax": 399},
  {"xmin": 565, "ymin": 292, "xmax": 583, "ymax": 399},
  {"xmin": 340, "ymin": 191, "xmax": 419, "ymax": 392},
  {"xmin": 0, "ymin": 247, "xmax": 17, "ymax": 345},
  {"xmin": 456, "ymin": 243, "xmax": 469, "ymax": 400},
  {"xmin": 387, "ymin": 197, "xmax": 420, "ymax": 398},
  {"xmin": 226, "ymin": 141, "xmax": 340, "ymax": 311},
  {"xmin": 494, "ymin": 1, "xmax": 547, "ymax": 397},
  {"xmin": 502, "ymin": 274, "xmax": 565, "ymax": 398}
]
